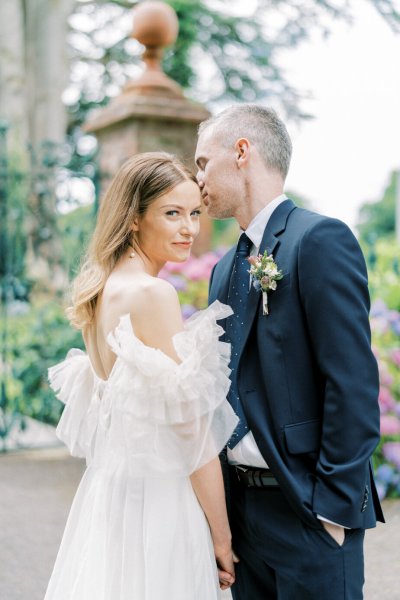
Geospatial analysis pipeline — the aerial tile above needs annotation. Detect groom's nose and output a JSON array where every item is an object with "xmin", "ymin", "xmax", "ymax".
[{"xmin": 196, "ymin": 171, "xmax": 204, "ymax": 187}]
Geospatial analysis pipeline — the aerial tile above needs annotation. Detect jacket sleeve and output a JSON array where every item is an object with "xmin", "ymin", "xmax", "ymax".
[
  {"xmin": 298, "ymin": 218, "xmax": 380, "ymax": 527},
  {"xmin": 208, "ymin": 263, "xmax": 217, "ymax": 305}
]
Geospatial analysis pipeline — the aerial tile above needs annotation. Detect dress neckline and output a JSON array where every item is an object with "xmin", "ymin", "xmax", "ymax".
[{"xmin": 87, "ymin": 301, "xmax": 231, "ymax": 384}]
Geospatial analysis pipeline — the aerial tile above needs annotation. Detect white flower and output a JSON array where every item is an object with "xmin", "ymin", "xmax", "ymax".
[{"xmin": 247, "ymin": 250, "xmax": 283, "ymax": 315}]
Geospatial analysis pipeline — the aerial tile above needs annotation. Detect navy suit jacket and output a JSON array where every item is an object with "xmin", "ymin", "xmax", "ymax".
[{"xmin": 209, "ymin": 199, "xmax": 384, "ymax": 529}]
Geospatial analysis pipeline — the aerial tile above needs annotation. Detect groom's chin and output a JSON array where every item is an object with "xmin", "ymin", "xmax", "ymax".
[{"xmin": 204, "ymin": 203, "xmax": 220, "ymax": 219}]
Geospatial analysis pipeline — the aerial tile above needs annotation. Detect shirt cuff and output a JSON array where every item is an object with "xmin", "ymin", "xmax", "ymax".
[{"xmin": 317, "ymin": 514, "xmax": 350, "ymax": 529}]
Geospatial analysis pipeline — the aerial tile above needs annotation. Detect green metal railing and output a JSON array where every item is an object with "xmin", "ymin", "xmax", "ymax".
[{"xmin": 0, "ymin": 122, "xmax": 99, "ymax": 450}]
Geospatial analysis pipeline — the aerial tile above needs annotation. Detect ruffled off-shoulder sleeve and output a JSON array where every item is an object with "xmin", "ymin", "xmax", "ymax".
[
  {"xmin": 106, "ymin": 300, "xmax": 239, "ymax": 475},
  {"xmin": 48, "ymin": 349, "xmax": 99, "ymax": 459}
]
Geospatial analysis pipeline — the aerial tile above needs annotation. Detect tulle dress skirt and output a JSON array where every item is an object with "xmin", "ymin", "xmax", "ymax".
[{"xmin": 44, "ymin": 466, "xmax": 222, "ymax": 599}]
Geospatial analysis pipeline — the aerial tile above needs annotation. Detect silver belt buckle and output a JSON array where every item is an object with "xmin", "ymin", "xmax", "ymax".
[{"xmin": 235, "ymin": 465, "xmax": 248, "ymax": 483}]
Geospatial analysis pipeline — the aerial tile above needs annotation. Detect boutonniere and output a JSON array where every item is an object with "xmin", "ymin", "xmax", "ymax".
[{"xmin": 247, "ymin": 251, "xmax": 283, "ymax": 315}]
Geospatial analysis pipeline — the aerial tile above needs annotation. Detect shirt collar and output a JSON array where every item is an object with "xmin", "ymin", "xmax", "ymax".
[{"xmin": 244, "ymin": 194, "xmax": 288, "ymax": 249}]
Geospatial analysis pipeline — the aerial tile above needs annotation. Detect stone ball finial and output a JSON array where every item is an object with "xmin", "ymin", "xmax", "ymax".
[
  {"xmin": 132, "ymin": 1, "xmax": 179, "ymax": 48},
  {"xmin": 123, "ymin": 0, "xmax": 182, "ymax": 98}
]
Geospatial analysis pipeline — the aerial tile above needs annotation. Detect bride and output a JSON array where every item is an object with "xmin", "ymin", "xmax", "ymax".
[{"xmin": 44, "ymin": 152, "xmax": 239, "ymax": 599}]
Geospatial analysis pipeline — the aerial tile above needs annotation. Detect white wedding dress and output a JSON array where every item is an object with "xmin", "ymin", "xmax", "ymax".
[{"xmin": 44, "ymin": 301, "xmax": 238, "ymax": 600}]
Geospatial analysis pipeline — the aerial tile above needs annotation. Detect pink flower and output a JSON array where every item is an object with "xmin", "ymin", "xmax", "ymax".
[
  {"xmin": 379, "ymin": 366, "xmax": 394, "ymax": 388},
  {"xmin": 371, "ymin": 345, "xmax": 380, "ymax": 359},
  {"xmin": 162, "ymin": 258, "xmax": 195, "ymax": 275},
  {"xmin": 378, "ymin": 387, "xmax": 396, "ymax": 414},
  {"xmin": 261, "ymin": 276, "xmax": 270, "ymax": 287},
  {"xmin": 182, "ymin": 261, "xmax": 212, "ymax": 281},
  {"xmin": 160, "ymin": 252, "xmax": 218, "ymax": 281},
  {"xmin": 247, "ymin": 256, "xmax": 258, "ymax": 266},
  {"xmin": 371, "ymin": 316, "xmax": 389, "ymax": 335},
  {"xmin": 382, "ymin": 442, "xmax": 400, "ymax": 470},
  {"xmin": 200, "ymin": 251, "xmax": 220, "ymax": 270},
  {"xmin": 380, "ymin": 415, "xmax": 400, "ymax": 436},
  {"xmin": 391, "ymin": 348, "xmax": 400, "ymax": 368}
]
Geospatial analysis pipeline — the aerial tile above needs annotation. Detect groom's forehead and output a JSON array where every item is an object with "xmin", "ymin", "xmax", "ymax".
[
  {"xmin": 196, "ymin": 128, "xmax": 212, "ymax": 150},
  {"xmin": 195, "ymin": 128, "xmax": 220, "ymax": 161}
]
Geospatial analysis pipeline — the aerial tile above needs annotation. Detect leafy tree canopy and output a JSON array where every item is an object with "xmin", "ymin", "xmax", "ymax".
[{"xmin": 66, "ymin": 0, "xmax": 400, "ymax": 126}]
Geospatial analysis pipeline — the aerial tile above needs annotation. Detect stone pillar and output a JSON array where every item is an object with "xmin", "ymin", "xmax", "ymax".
[{"xmin": 85, "ymin": 1, "xmax": 211, "ymax": 254}]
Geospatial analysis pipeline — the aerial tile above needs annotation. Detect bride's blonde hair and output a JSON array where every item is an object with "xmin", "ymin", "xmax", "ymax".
[{"xmin": 67, "ymin": 152, "xmax": 197, "ymax": 330}]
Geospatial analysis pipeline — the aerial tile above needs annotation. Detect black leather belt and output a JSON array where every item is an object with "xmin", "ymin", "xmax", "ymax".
[{"xmin": 234, "ymin": 465, "xmax": 279, "ymax": 488}]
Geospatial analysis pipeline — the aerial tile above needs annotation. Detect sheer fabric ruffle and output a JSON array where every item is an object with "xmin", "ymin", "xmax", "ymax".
[{"xmin": 48, "ymin": 300, "xmax": 238, "ymax": 476}]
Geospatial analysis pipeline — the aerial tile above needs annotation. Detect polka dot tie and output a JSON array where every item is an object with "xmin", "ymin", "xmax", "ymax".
[{"xmin": 225, "ymin": 232, "xmax": 253, "ymax": 448}]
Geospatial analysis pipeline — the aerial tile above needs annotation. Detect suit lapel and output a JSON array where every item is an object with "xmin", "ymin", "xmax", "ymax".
[
  {"xmin": 209, "ymin": 247, "xmax": 235, "ymax": 305},
  {"xmin": 239, "ymin": 199, "xmax": 296, "ymax": 355}
]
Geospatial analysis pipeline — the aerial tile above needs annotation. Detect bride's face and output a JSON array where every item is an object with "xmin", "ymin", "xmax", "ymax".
[{"xmin": 133, "ymin": 180, "xmax": 202, "ymax": 266}]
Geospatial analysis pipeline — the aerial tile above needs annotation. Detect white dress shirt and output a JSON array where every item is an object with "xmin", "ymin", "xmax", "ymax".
[
  {"xmin": 227, "ymin": 193, "xmax": 287, "ymax": 468},
  {"xmin": 226, "ymin": 194, "xmax": 347, "ymax": 530}
]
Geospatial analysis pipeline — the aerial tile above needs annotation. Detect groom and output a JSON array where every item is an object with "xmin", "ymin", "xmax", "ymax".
[{"xmin": 195, "ymin": 105, "xmax": 384, "ymax": 599}]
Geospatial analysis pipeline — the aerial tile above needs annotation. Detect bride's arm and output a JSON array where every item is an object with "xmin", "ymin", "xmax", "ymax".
[
  {"xmin": 190, "ymin": 458, "xmax": 237, "ymax": 589},
  {"xmin": 133, "ymin": 281, "xmax": 236, "ymax": 586}
]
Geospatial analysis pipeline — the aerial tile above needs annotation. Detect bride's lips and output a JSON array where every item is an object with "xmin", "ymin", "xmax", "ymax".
[{"xmin": 173, "ymin": 241, "xmax": 193, "ymax": 248}]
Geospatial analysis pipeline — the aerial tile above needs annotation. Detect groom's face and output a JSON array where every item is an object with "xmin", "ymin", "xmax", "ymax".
[{"xmin": 195, "ymin": 128, "xmax": 243, "ymax": 219}]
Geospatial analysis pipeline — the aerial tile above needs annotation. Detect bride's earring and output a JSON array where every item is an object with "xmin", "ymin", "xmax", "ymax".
[{"xmin": 129, "ymin": 232, "xmax": 137, "ymax": 258}]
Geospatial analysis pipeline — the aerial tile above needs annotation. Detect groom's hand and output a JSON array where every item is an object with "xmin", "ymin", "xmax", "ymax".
[{"xmin": 321, "ymin": 520, "xmax": 345, "ymax": 546}]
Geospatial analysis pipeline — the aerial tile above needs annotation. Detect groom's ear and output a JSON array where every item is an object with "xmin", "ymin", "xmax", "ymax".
[{"xmin": 234, "ymin": 138, "xmax": 250, "ymax": 167}]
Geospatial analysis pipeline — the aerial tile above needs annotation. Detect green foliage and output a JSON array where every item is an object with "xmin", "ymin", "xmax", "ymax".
[
  {"xmin": 286, "ymin": 190, "xmax": 311, "ymax": 209},
  {"xmin": 7, "ymin": 302, "xmax": 83, "ymax": 425},
  {"xmin": 58, "ymin": 204, "xmax": 96, "ymax": 278},
  {"xmin": 362, "ymin": 237, "xmax": 400, "ymax": 311},
  {"xmin": 0, "ymin": 151, "xmax": 31, "ymax": 300},
  {"xmin": 212, "ymin": 218, "xmax": 239, "ymax": 248},
  {"xmin": 162, "ymin": 1, "xmax": 199, "ymax": 90},
  {"xmin": 358, "ymin": 171, "xmax": 397, "ymax": 243}
]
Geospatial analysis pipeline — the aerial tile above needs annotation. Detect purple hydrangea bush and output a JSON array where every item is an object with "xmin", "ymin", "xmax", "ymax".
[
  {"xmin": 370, "ymin": 300, "xmax": 400, "ymax": 499},
  {"xmin": 159, "ymin": 249, "xmax": 227, "ymax": 318}
]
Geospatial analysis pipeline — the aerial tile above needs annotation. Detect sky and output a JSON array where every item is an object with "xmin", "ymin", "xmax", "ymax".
[{"xmin": 279, "ymin": 2, "xmax": 400, "ymax": 231}]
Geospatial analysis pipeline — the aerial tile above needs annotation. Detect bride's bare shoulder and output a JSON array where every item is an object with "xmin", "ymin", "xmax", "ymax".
[
  {"xmin": 100, "ymin": 273, "xmax": 183, "ymax": 361},
  {"xmin": 125, "ymin": 274, "xmax": 178, "ymax": 307},
  {"xmin": 127, "ymin": 275, "xmax": 183, "ymax": 360},
  {"xmin": 102, "ymin": 273, "xmax": 179, "ymax": 320}
]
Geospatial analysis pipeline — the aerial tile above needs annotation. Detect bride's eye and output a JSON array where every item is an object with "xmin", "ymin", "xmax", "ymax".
[
  {"xmin": 166, "ymin": 210, "xmax": 179, "ymax": 216},
  {"xmin": 191, "ymin": 210, "xmax": 202, "ymax": 217}
]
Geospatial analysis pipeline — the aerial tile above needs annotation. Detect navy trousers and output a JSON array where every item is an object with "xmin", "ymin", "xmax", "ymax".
[{"xmin": 229, "ymin": 467, "xmax": 365, "ymax": 600}]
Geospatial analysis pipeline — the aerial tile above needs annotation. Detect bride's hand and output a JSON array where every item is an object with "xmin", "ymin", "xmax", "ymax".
[{"xmin": 215, "ymin": 545, "xmax": 240, "ymax": 590}]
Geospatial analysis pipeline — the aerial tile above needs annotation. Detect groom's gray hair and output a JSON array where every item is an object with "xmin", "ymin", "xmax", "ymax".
[{"xmin": 198, "ymin": 104, "xmax": 292, "ymax": 180}]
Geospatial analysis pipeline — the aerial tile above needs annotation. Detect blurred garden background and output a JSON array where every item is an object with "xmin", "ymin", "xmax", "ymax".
[
  {"xmin": 1, "ymin": 1, "xmax": 400, "ymax": 598},
  {"xmin": 2, "ymin": 0, "xmax": 399, "ymax": 496},
  {"xmin": 1, "ymin": 0, "xmax": 400, "ymax": 585}
]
